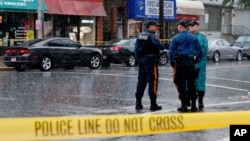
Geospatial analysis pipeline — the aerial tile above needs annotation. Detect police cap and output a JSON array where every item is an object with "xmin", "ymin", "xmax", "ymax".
[
  {"xmin": 146, "ymin": 21, "xmax": 161, "ymax": 28},
  {"xmin": 189, "ymin": 20, "xmax": 200, "ymax": 26},
  {"xmin": 177, "ymin": 20, "xmax": 189, "ymax": 27}
]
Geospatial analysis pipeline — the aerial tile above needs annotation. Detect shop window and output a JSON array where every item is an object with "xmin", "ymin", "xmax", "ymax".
[
  {"xmin": 79, "ymin": 17, "xmax": 96, "ymax": 45},
  {"xmin": 53, "ymin": 15, "xmax": 96, "ymax": 45},
  {"xmin": 0, "ymin": 12, "xmax": 35, "ymax": 46}
]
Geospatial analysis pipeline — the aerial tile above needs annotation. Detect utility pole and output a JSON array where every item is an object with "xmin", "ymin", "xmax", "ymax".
[
  {"xmin": 37, "ymin": 0, "xmax": 43, "ymax": 39},
  {"xmin": 159, "ymin": 0, "xmax": 164, "ymax": 39}
]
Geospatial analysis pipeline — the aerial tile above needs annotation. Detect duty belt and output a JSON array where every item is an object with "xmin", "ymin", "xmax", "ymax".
[{"xmin": 175, "ymin": 54, "xmax": 193, "ymax": 61}]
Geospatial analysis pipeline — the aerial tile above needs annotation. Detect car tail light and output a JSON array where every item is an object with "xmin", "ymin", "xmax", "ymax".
[
  {"xmin": 110, "ymin": 45, "xmax": 122, "ymax": 51},
  {"xmin": 4, "ymin": 48, "xmax": 30, "ymax": 55},
  {"xmin": 19, "ymin": 48, "xmax": 30, "ymax": 54}
]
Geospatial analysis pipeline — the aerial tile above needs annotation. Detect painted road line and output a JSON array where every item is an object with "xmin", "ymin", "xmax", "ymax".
[
  {"xmin": 206, "ymin": 84, "xmax": 248, "ymax": 92},
  {"xmin": 57, "ymin": 72, "xmax": 250, "ymax": 92},
  {"xmin": 29, "ymin": 71, "xmax": 250, "ymax": 92},
  {"xmin": 206, "ymin": 64, "xmax": 250, "ymax": 69},
  {"xmin": 159, "ymin": 78, "xmax": 249, "ymax": 92},
  {"xmin": 217, "ymin": 137, "xmax": 229, "ymax": 141},
  {"xmin": 207, "ymin": 76, "xmax": 250, "ymax": 84},
  {"xmin": 142, "ymin": 100, "xmax": 250, "ymax": 115}
]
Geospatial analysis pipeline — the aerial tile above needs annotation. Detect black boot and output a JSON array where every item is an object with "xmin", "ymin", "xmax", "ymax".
[
  {"xmin": 135, "ymin": 93, "xmax": 143, "ymax": 110},
  {"xmin": 198, "ymin": 96, "xmax": 204, "ymax": 109},
  {"xmin": 177, "ymin": 98, "xmax": 188, "ymax": 112},
  {"xmin": 135, "ymin": 99, "xmax": 143, "ymax": 110},
  {"xmin": 177, "ymin": 95, "xmax": 188, "ymax": 112},
  {"xmin": 197, "ymin": 91, "xmax": 205, "ymax": 109},
  {"xmin": 177, "ymin": 105, "xmax": 188, "ymax": 112},
  {"xmin": 191, "ymin": 100, "xmax": 198, "ymax": 112},
  {"xmin": 150, "ymin": 97, "xmax": 162, "ymax": 111}
]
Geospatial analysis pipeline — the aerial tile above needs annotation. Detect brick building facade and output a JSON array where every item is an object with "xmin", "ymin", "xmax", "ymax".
[{"xmin": 103, "ymin": 0, "xmax": 127, "ymax": 41}]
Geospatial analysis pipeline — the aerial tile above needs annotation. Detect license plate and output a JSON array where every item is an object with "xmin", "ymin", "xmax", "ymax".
[
  {"xmin": 11, "ymin": 57, "xmax": 16, "ymax": 62},
  {"xmin": 103, "ymin": 55, "xmax": 106, "ymax": 59}
]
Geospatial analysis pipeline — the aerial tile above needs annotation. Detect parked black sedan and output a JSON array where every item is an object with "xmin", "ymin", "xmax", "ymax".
[
  {"xmin": 4, "ymin": 37, "xmax": 103, "ymax": 71},
  {"xmin": 99, "ymin": 38, "xmax": 168, "ymax": 67}
]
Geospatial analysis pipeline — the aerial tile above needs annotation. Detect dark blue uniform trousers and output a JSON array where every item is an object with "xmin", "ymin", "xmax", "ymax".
[
  {"xmin": 173, "ymin": 60, "xmax": 197, "ymax": 105},
  {"xmin": 135, "ymin": 56, "xmax": 159, "ymax": 101}
]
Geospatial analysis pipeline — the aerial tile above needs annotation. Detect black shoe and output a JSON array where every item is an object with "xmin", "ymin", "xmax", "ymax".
[
  {"xmin": 198, "ymin": 92, "xmax": 204, "ymax": 109},
  {"xmin": 187, "ymin": 100, "xmax": 191, "ymax": 107},
  {"xmin": 198, "ymin": 102, "xmax": 204, "ymax": 109},
  {"xmin": 191, "ymin": 106, "xmax": 198, "ymax": 112},
  {"xmin": 177, "ymin": 105, "xmax": 188, "ymax": 112},
  {"xmin": 198, "ymin": 99, "xmax": 204, "ymax": 109},
  {"xmin": 135, "ymin": 104, "xmax": 143, "ymax": 110},
  {"xmin": 150, "ymin": 104, "xmax": 162, "ymax": 111}
]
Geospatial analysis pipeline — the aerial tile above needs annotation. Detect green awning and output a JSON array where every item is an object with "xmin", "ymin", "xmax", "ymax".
[{"xmin": 0, "ymin": 0, "xmax": 47, "ymax": 12}]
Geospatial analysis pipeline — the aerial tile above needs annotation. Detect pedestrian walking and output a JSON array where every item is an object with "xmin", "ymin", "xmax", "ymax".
[
  {"xmin": 169, "ymin": 20, "xmax": 202, "ymax": 112},
  {"xmin": 189, "ymin": 20, "xmax": 208, "ymax": 110},
  {"xmin": 134, "ymin": 21, "xmax": 165, "ymax": 111}
]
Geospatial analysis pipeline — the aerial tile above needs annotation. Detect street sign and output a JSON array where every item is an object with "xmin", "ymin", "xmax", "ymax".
[{"xmin": 127, "ymin": 0, "xmax": 176, "ymax": 20}]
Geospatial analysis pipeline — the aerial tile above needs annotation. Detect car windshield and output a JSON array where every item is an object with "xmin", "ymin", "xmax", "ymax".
[
  {"xmin": 208, "ymin": 39, "xmax": 216, "ymax": 45},
  {"xmin": 235, "ymin": 36, "xmax": 250, "ymax": 43}
]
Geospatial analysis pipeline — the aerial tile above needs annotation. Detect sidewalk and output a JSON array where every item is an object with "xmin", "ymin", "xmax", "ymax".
[{"xmin": 0, "ymin": 56, "xmax": 14, "ymax": 70}]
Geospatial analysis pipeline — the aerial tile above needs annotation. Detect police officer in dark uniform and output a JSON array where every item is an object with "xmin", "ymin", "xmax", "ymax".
[
  {"xmin": 134, "ymin": 21, "xmax": 165, "ymax": 111},
  {"xmin": 169, "ymin": 20, "xmax": 202, "ymax": 112}
]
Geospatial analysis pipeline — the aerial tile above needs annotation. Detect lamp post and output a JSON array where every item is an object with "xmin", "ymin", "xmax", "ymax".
[
  {"xmin": 37, "ymin": 0, "xmax": 43, "ymax": 39},
  {"xmin": 159, "ymin": 0, "xmax": 164, "ymax": 39}
]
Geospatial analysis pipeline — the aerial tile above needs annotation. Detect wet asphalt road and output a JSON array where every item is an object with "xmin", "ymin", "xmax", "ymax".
[{"xmin": 0, "ymin": 59, "xmax": 250, "ymax": 141}]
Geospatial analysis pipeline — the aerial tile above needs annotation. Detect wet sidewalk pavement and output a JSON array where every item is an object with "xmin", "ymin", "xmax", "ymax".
[{"xmin": 0, "ymin": 56, "xmax": 13, "ymax": 70}]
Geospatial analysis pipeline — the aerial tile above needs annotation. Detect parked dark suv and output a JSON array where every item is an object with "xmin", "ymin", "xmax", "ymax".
[{"xmin": 233, "ymin": 35, "xmax": 250, "ymax": 59}]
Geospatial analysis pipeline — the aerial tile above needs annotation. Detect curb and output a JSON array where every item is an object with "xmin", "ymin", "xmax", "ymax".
[
  {"xmin": 0, "ymin": 67, "xmax": 14, "ymax": 71},
  {"xmin": 0, "ymin": 56, "xmax": 13, "ymax": 71}
]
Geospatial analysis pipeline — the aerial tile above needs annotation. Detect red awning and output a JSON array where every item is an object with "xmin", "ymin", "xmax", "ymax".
[
  {"xmin": 44, "ymin": 0, "xmax": 107, "ymax": 16},
  {"xmin": 176, "ymin": 15, "xmax": 200, "ymax": 21}
]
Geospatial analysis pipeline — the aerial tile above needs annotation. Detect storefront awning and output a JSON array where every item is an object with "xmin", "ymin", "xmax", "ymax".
[
  {"xmin": 176, "ymin": 0, "xmax": 204, "ymax": 16},
  {"xmin": 0, "ymin": 0, "xmax": 47, "ymax": 12},
  {"xmin": 176, "ymin": 15, "xmax": 200, "ymax": 21},
  {"xmin": 44, "ymin": 0, "xmax": 107, "ymax": 16}
]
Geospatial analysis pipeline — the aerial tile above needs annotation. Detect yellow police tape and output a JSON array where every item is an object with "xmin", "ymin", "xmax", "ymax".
[{"xmin": 0, "ymin": 111, "xmax": 249, "ymax": 140}]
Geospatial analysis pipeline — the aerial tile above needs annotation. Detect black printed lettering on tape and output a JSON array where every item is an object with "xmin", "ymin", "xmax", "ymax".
[{"xmin": 230, "ymin": 125, "xmax": 250, "ymax": 141}]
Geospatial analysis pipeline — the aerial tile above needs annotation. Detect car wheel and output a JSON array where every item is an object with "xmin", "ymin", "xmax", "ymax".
[
  {"xmin": 126, "ymin": 54, "xmax": 136, "ymax": 67},
  {"xmin": 89, "ymin": 54, "xmax": 101, "ymax": 69},
  {"xmin": 14, "ymin": 64, "xmax": 26, "ymax": 72},
  {"xmin": 158, "ymin": 53, "xmax": 168, "ymax": 65},
  {"xmin": 40, "ymin": 56, "xmax": 52, "ymax": 71},
  {"xmin": 236, "ymin": 51, "xmax": 242, "ymax": 61},
  {"xmin": 213, "ymin": 51, "xmax": 220, "ymax": 62}
]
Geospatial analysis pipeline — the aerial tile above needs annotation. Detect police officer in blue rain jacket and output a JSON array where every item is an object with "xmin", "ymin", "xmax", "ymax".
[
  {"xmin": 169, "ymin": 20, "xmax": 202, "ymax": 112},
  {"xmin": 134, "ymin": 21, "xmax": 165, "ymax": 111}
]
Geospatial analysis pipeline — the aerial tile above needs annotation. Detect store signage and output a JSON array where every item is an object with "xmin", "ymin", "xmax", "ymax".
[
  {"xmin": 0, "ymin": 0, "xmax": 47, "ymax": 11},
  {"xmin": 127, "ymin": 0, "xmax": 176, "ymax": 20},
  {"xmin": 35, "ymin": 20, "xmax": 41, "ymax": 30},
  {"xmin": 15, "ymin": 27, "xmax": 26, "ymax": 39},
  {"xmin": 26, "ymin": 30, "xmax": 34, "ymax": 40}
]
